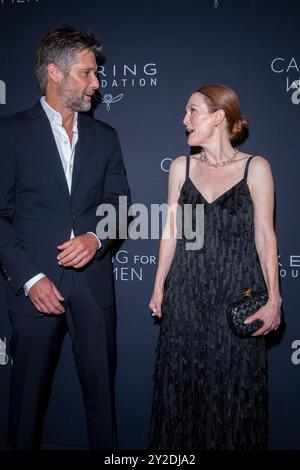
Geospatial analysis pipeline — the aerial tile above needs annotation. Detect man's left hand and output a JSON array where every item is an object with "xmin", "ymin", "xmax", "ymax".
[{"xmin": 57, "ymin": 233, "xmax": 99, "ymax": 269}]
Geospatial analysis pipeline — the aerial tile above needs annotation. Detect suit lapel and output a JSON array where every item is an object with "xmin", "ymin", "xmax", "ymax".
[
  {"xmin": 71, "ymin": 113, "xmax": 94, "ymax": 197},
  {"xmin": 27, "ymin": 102, "xmax": 70, "ymax": 197},
  {"xmin": 27, "ymin": 103, "xmax": 95, "ymax": 199}
]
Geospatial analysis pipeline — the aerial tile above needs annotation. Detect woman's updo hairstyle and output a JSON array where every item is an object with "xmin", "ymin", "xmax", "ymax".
[{"xmin": 195, "ymin": 83, "xmax": 249, "ymax": 145}]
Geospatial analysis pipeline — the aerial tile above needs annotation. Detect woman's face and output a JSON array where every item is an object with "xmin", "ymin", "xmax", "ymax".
[{"xmin": 183, "ymin": 93, "xmax": 216, "ymax": 147}]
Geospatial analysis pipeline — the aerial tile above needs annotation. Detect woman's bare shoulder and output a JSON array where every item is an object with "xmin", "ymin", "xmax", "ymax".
[
  {"xmin": 250, "ymin": 155, "xmax": 271, "ymax": 172},
  {"xmin": 169, "ymin": 155, "xmax": 188, "ymax": 175},
  {"xmin": 171, "ymin": 155, "xmax": 187, "ymax": 166},
  {"xmin": 248, "ymin": 155, "xmax": 273, "ymax": 191}
]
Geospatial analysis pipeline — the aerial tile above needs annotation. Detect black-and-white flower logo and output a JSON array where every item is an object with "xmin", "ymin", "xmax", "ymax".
[{"xmin": 100, "ymin": 93, "xmax": 124, "ymax": 111}]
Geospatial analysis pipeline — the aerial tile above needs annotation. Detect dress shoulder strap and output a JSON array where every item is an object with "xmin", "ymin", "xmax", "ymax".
[
  {"xmin": 243, "ymin": 155, "xmax": 255, "ymax": 181},
  {"xmin": 185, "ymin": 155, "xmax": 190, "ymax": 180}
]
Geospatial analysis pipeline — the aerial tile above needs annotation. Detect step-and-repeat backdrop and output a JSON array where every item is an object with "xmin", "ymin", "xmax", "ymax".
[{"xmin": 0, "ymin": 0, "xmax": 299, "ymax": 449}]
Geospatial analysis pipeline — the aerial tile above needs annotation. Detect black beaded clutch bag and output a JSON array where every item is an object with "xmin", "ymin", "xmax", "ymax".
[{"xmin": 226, "ymin": 288, "xmax": 268, "ymax": 338}]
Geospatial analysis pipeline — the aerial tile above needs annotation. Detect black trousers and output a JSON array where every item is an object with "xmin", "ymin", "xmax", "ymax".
[{"xmin": 7, "ymin": 270, "xmax": 117, "ymax": 450}]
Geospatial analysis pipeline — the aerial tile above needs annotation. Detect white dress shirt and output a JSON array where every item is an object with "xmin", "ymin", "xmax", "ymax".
[{"xmin": 24, "ymin": 97, "xmax": 100, "ymax": 295}]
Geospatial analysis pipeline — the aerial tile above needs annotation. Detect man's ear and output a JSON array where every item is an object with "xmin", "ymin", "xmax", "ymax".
[{"xmin": 47, "ymin": 63, "xmax": 64, "ymax": 86}]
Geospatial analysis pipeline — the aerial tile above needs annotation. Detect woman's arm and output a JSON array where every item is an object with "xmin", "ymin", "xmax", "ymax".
[
  {"xmin": 245, "ymin": 156, "xmax": 282, "ymax": 335},
  {"xmin": 149, "ymin": 156, "xmax": 186, "ymax": 318}
]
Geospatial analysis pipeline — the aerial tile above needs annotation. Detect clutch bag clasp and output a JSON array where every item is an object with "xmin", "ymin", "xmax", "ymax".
[{"xmin": 242, "ymin": 288, "xmax": 253, "ymax": 298}]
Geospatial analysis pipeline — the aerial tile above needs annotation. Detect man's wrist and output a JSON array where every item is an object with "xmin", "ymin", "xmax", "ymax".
[
  {"xmin": 87, "ymin": 231, "xmax": 101, "ymax": 250},
  {"xmin": 24, "ymin": 273, "xmax": 46, "ymax": 296}
]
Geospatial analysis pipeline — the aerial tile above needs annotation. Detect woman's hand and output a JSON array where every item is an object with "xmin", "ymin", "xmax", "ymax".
[
  {"xmin": 149, "ymin": 287, "xmax": 164, "ymax": 319},
  {"xmin": 244, "ymin": 299, "xmax": 282, "ymax": 336}
]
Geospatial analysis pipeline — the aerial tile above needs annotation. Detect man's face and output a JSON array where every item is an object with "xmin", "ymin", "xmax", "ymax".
[{"xmin": 59, "ymin": 49, "xmax": 99, "ymax": 112}]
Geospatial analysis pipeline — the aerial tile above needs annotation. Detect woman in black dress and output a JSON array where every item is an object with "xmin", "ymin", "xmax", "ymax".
[{"xmin": 149, "ymin": 84, "xmax": 281, "ymax": 450}]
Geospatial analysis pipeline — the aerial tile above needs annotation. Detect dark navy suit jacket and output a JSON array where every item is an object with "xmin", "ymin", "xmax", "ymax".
[{"xmin": 0, "ymin": 102, "xmax": 131, "ymax": 315}]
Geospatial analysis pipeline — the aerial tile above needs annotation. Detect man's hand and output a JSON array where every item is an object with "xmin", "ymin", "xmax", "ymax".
[
  {"xmin": 28, "ymin": 277, "xmax": 65, "ymax": 314},
  {"xmin": 57, "ymin": 233, "xmax": 99, "ymax": 269}
]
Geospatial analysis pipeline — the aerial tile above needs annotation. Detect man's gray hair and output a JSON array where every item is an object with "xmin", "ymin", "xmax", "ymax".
[{"xmin": 35, "ymin": 25, "xmax": 102, "ymax": 94}]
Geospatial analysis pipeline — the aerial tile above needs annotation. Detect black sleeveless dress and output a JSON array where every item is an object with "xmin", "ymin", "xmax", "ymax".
[{"xmin": 149, "ymin": 156, "xmax": 267, "ymax": 450}]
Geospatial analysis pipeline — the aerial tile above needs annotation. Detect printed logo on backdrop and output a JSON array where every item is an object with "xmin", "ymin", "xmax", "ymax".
[
  {"xmin": 100, "ymin": 93, "xmax": 123, "ymax": 111},
  {"xmin": 113, "ymin": 250, "xmax": 156, "ymax": 281},
  {"xmin": 278, "ymin": 254, "xmax": 300, "ymax": 279},
  {"xmin": 0, "ymin": 80, "xmax": 6, "ymax": 104},
  {"xmin": 0, "ymin": 0, "xmax": 39, "ymax": 5},
  {"xmin": 97, "ymin": 62, "xmax": 158, "ymax": 111},
  {"xmin": 0, "ymin": 337, "xmax": 11, "ymax": 366},
  {"xmin": 291, "ymin": 340, "xmax": 300, "ymax": 365},
  {"xmin": 161, "ymin": 158, "xmax": 173, "ymax": 173},
  {"xmin": 271, "ymin": 57, "xmax": 300, "ymax": 105}
]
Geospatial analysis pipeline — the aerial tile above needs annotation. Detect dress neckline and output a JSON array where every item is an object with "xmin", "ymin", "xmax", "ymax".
[
  {"xmin": 187, "ymin": 176, "xmax": 246, "ymax": 205},
  {"xmin": 184, "ymin": 156, "xmax": 254, "ymax": 205}
]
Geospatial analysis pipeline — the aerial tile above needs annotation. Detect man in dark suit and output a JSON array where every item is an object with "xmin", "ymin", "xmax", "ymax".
[{"xmin": 0, "ymin": 26, "xmax": 130, "ymax": 450}]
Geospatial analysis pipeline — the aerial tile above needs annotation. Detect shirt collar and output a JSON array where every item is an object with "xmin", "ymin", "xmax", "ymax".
[{"xmin": 40, "ymin": 96, "xmax": 78, "ymax": 133}]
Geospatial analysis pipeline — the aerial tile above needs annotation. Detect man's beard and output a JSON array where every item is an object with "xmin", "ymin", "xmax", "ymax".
[
  {"xmin": 60, "ymin": 83, "xmax": 93, "ymax": 112},
  {"xmin": 64, "ymin": 92, "xmax": 92, "ymax": 112}
]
